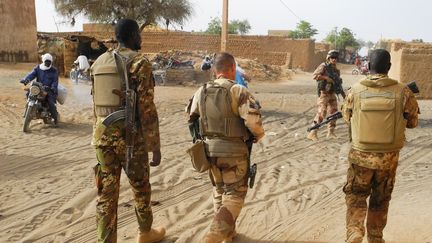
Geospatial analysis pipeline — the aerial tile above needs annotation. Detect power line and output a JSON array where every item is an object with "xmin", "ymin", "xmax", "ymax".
[{"xmin": 278, "ymin": 0, "xmax": 302, "ymax": 21}]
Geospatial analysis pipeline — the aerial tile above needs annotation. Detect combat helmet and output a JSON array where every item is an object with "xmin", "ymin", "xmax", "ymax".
[{"xmin": 326, "ymin": 50, "xmax": 339, "ymax": 60}]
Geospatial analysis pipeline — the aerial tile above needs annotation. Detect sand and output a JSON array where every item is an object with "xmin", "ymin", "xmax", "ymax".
[{"xmin": 0, "ymin": 63, "xmax": 431, "ymax": 243}]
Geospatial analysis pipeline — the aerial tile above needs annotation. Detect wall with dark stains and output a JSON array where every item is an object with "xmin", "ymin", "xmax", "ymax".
[{"xmin": 0, "ymin": 0, "xmax": 38, "ymax": 62}]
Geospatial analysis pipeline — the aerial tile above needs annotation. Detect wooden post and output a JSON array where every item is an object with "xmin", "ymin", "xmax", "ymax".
[{"xmin": 221, "ymin": 0, "xmax": 228, "ymax": 52}]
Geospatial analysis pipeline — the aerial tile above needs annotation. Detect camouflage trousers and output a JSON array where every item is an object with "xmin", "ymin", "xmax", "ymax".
[
  {"xmin": 313, "ymin": 91, "xmax": 338, "ymax": 130},
  {"xmin": 206, "ymin": 156, "xmax": 249, "ymax": 242},
  {"xmin": 343, "ymin": 163, "xmax": 397, "ymax": 243},
  {"xmin": 94, "ymin": 143, "xmax": 153, "ymax": 243}
]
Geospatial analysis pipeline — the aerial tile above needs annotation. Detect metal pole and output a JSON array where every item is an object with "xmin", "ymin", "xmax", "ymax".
[{"xmin": 221, "ymin": 0, "xmax": 228, "ymax": 52}]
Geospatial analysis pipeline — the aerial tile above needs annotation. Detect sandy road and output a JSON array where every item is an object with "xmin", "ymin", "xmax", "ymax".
[{"xmin": 0, "ymin": 63, "xmax": 431, "ymax": 243}]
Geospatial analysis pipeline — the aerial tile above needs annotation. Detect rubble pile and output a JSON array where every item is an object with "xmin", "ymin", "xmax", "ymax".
[{"xmin": 147, "ymin": 50, "xmax": 291, "ymax": 82}]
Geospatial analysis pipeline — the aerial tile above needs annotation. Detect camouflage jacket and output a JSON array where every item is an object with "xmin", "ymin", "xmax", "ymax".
[
  {"xmin": 92, "ymin": 48, "xmax": 160, "ymax": 152},
  {"xmin": 342, "ymin": 74, "xmax": 419, "ymax": 170},
  {"xmin": 313, "ymin": 62, "xmax": 340, "ymax": 81}
]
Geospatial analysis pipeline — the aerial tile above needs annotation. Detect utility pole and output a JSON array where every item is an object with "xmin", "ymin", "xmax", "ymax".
[
  {"xmin": 221, "ymin": 0, "xmax": 228, "ymax": 52},
  {"xmin": 334, "ymin": 27, "xmax": 338, "ymax": 50}
]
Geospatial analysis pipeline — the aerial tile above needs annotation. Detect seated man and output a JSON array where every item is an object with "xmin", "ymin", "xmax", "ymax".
[{"xmin": 20, "ymin": 53, "xmax": 59, "ymax": 125}]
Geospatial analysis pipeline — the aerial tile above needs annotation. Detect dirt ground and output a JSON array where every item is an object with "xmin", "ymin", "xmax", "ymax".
[{"xmin": 0, "ymin": 63, "xmax": 431, "ymax": 243}]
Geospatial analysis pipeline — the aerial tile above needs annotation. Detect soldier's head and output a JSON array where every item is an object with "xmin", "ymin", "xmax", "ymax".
[
  {"xmin": 326, "ymin": 50, "xmax": 339, "ymax": 65},
  {"xmin": 115, "ymin": 19, "xmax": 141, "ymax": 51},
  {"xmin": 368, "ymin": 49, "xmax": 391, "ymax": 74},
  {"xmin": 213, "ymin": 52, "xmax": 236, "ymax": 80}
]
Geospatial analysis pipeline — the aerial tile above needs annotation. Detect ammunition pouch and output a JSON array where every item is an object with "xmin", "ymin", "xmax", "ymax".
[
  {"xmin": 205, "ymin": 138, "xmax": 248, "ymax": 158},
  {"xmin": 186, "ymin": 140, "xmax": 211, "ymax": 173}
]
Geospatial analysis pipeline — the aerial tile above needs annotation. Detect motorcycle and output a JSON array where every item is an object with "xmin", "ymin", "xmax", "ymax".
[
  {"xmin": 22, "ymin": 81, "xmax": 57, "ymax": 132},
  {"xmin": 352, "ymin": 65, "xmax": 369, "ymax": 75},
  {"xmin": 167, "ymin": 58, "xmax": 195, "ymax": 69},
  {"xmin": 70, "ymin": 63, "xmax": 91, "ymax": 84}
]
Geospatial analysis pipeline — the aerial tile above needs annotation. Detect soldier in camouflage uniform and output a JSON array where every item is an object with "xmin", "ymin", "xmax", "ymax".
[
  {"xmin": 341, "ymin": 49, "xmax": 419, "ymax": 243},
  {"xmin": 307, "ymin": 50, "xmax": 341, "ymax": 141},
  {"xmin": 187, "ymin": 53, "xmax": 265, "ymax": 243},
  {"xmin": 91, "ymin": 19, "xmax": 165, "ymax": 243}
]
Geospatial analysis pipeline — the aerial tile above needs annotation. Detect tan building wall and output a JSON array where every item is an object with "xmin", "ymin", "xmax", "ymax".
[
  {"xmin": 389, "ymin": 43, "xmax": 432, "ymax": 99},
  {"xmin": 0, "ymin": 0, "xmax": 38, "ymax": 62},
  {"xmin": 139, "ymin": 32, "xmax": 317, "ymax": 70},
  {"xmin": 268, "ymin": 30, "xmax": 291, "ymax": 37},
  {"xmin": 39, "ymin": 30, "xmax": 323, "ymax": 71}
]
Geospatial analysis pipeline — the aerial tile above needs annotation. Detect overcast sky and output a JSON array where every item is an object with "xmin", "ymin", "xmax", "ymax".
[{"xmin": 36, "ymin": 0, "xmax": 431, "ymax": 43}]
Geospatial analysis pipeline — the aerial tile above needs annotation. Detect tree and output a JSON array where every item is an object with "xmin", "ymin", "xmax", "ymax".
[
  {"xmin": 230, "ymin": 20, "xmax": 251, "ymax": 35},
  {"xmin": 159, "ymin": 0, "xmax": 193, "ymax": 30},
  {"xmin": 357, "ymin": 39, "xmax": 375, "ymax": 49},
  {"xmin": 325, "ymin": 27, "xmax": 359, "ymax": 50},
  {"xmin": 288, "ymin": 20, "xmax": 318, "ymax": 39},
  {"xmin": 53, "ymin": 0, "xmax": 193, "ymax": 31},
  {"xmin": 204, "ymin": 17, "xmax": 251, "ymax": 35}
]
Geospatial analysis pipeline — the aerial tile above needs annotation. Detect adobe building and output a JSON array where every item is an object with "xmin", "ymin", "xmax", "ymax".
[
  {"xmin": 0, "ymin": 0, "xmax": 38, "ymax": 62},
  {"xmin": 388, "ymin": 42, "xmax": 432, "ymax": 99}
]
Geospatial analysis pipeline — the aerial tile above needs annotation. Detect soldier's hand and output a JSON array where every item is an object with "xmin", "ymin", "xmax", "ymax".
[
  {"xmin": 150, "ymin": 150, "xmax": 161, "ymax": 167},
  {"xmin": 326, "ymin": 77, "xmax": 334, "ymax": 83}
]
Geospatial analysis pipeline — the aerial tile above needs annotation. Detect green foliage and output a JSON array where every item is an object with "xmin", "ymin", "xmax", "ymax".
[
  {"xmin": 53, "ymin": 0, "xmax": 193, "ymax": 30},
  {"xmin": 288, "ymin": 20, "xmax": 318, "ymax": 39},
  {"xmin": 204, "ymin": 17, "xmax": 251, "ymax": 35},
  {"xmin": 325, "ymin": 27, "xmax": 360, "ymax": 50},
  {"xmin": 230, "ymin": 19, "xmax": 251, "ymax": 35}
]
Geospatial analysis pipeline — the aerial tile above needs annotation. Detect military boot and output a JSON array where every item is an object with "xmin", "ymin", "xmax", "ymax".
[
  {"xmin": 203, "ymin": 232, "xmax": 224, "ymax": 243},
  {"xmin": 326, "ymin": 128, "xmax": 337, "ymax": 138},
  {"xmin": 347, "ymin": 231, "xmax": 363, "ymax": 243},
  {"xmin": 307, "ymin": 130, "xmax": 318, "ymax": 141},
  {"xmin": 136, "ymin": 227, "xmax": 166, "ymax": 243}
]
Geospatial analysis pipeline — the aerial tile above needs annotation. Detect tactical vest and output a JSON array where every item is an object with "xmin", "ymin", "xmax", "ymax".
[
  {"xmin": 198, "ymin": 79, "xmax": 249, "ymax": 157},
  {"xmin": 91, "ymin": 49, "xmax": 137, "ymax": 117},
  {"xmin": 351, "ymin": 78, "xmax": 407, "ymax": 152}
]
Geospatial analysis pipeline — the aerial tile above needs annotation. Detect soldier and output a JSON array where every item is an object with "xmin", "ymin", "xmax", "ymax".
[
  {"xmin": 341, "ymin": 49, "xmax": 419, "ymax": 243},
  {"xmin": 90, "ymin": 19, "xmax": 165, "ymax": 243},
  {"xmin": 187, "ymin": 52, "xmax": 265, "ymax": 243},
  {"xmin": 307, "ymin": 50, "xmax": 341, "ymax": 141}
]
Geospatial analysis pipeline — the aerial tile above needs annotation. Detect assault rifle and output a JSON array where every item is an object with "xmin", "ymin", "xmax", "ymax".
[
  {"xmin": 325, "ymin": 64, "xmax": 346, "ymax": 99},
  {"xmin": 103, "ymin": 50, "xmax": 137, "ymax": 175},
  {"xmin": 307, "ymin": 111, "xmax": 342, "ymax": 132}
]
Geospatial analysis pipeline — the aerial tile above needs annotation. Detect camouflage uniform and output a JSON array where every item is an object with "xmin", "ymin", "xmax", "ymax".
[
  {"xmin": 188, "ymin": 78, "xmax": 265, "ymax": 242},
  {"xmin": 312, "ymin": 62, "xmax": 340, "ymax": 129},
  {"xmin": 91, "ymin": 48, "xmax": 160, "ymax": 243},
  {"xmin": 341, "ymin": 74, "xmax": 419, "ymax": 243}
]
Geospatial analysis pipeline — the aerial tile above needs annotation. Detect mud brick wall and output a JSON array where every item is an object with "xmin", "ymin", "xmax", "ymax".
[
  {"xmin": 0, "ymin": 0, "xmax": 38, "ymax": 62},
  {"xmin": 165, "ymin": 68, "xmax": 195, "ymax": 85},
  {"xmin": 139, "ymin": 32, "xmax": 317, "ymax": 71},
  {"xmin": 48, "ymin": 31, "xmax": 320, "ymax": 71},
  {"xmin": 389, "ymin": 43, "xmax": 432, "ymax": 99}
]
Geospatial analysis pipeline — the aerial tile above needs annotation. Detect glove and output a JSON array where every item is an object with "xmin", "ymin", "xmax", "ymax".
[
  {"xmin": 326, "ymin": 77, "xmax": 334, "ymax": 84},
  {"xmin": 20, "ymin": 79, "xmax": 29, "ymax": 85}
]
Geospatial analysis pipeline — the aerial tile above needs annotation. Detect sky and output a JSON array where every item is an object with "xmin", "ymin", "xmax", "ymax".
[{"xmin": 36, "ymin": 0, "xmax": 432, "ymax": 43}]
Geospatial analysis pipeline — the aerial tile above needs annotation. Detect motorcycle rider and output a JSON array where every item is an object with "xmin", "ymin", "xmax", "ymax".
[
  {"xmin": 73, "ymin": 53, "xmax": 91, "ymax": 74},
  {"xmin": 20, "ymin": 53, "xmax": 59, "ymax": 125}
]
